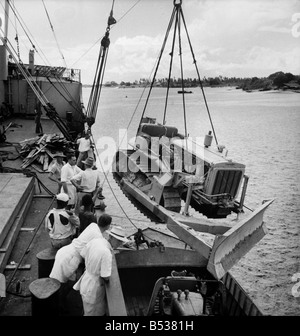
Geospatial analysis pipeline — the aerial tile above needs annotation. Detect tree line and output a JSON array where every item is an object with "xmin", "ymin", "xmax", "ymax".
[{"xmin": 103, "ymin": 71, "xmax": 300, "ymax": 91}]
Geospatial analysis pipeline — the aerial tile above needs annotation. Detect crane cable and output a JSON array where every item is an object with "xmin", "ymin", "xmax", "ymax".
[
  {"xmin": 87, "ymin": 1, "xmax": 160, "ymax": 242},
  {"xmin": 41, "ymin": 0, "xmax": 85, "ymax": 114},
  {"xmin": 179, "ymin": 4, "xmax": 219, "ymax": 145},
  {"xmin": 85, "ymin": 0, "xmax": 141, "ymax": 232},
  {"xmin": 90, "ymin": 133, "xmax": 161, "ymax": 245},
  {"xmin": 177, "ymin": 6, "xmax": 188, "ymax": 138},
  {"xmin": 70, "ymin": 0, "xmax": 142, "ymax": 68},
  {"xmin": 137, "ymin": 1, "xmax": 218, "ymax": 145},
  {"xmin": 162, "ymin": 7, "xmax": 178, "ymax": 126},
  {"xmin": 10, "ymin": 0, "xmax": 82, "ymax": 115},
  {"xmin": 12, "ymin": 0, "xmax": 21, "ymax": 62},
  {"xmin": 137, "ymin": 6, "xmax": 177, "ymax": 129},
  {"xmin": 41, "ymin": 0, "xmax": 67, "ymax": 68},
  {"xmin": 2, "ymin": 0, "xmax": 83, "ymax": 131},
  {"xmin": 86, "ymin": 0, "xmax": 117, "ymax": 126}
]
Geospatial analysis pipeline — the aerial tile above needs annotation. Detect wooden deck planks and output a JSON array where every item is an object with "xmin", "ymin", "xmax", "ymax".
[
  {"xmin": 0, "ymin": 181, "xmax": 34, "ymax": 272},
  {"xmin": 0, "ymin": 174, "xmax": 35, "ymax": 247}
]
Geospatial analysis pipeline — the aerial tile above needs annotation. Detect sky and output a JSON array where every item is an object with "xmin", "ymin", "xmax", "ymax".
[{"xmin": 0, "ymin": 0, "xmax": 300, "ymax": 84}]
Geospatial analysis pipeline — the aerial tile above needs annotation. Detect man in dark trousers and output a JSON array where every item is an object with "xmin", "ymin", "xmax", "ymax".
[{"xmin": 35, "ymin": 107, "xmax": 43, "ymax": 134}]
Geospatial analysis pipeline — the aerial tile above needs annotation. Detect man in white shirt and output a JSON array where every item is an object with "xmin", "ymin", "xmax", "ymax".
[
  {"xmin": 71, "ymin": 157, "xmax": 100, "ymax": 214},
  {"xmin": 76, "ymin": 132, "xmax": 93, "ymax": 169},
  {"xmin": 48, "ymin": 152, "xmax": 66, "ymax": 193},
  {"xmin": 73, "ymin": 226, "xmax": 129, "ymax": 316},
  {"xmin": 50, "ymin": 214, "xmax": 112, "ymax": 283},
  {"xmin": 60, "ymin": 154, "xmax": 82, "ymax": 209},
  {"xmin": 45, "ymin": 193, "xmax": 80, "ymax": 249},
  {"xmin": 49, "ymin": 214, "xmax": 112, "ymax": 315}
]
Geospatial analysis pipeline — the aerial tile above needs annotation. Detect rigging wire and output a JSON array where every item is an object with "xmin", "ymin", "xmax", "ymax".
[
  {"xmin": 86, "ymin": 0, "xmax": 163, "ymax": 242},
  {"xmin": 81, "ymin": 0, "xmax": 141, "ymax": 231},
  {"xmin": 41, "ymin": 0, "xmax": 67, "ymax": 68},
  {"xmin": 48, "ymin": 75, "xmax": 84, "ymax": 116},
  {"xmin": 177, "ymin": 6, "xmax": 188, "ymax": 138},
  {"xmin": 179, "ymin": 6, "xmax": 219, "ymax": 145},
  {"xmin": 0, "ymin": 1, "xmax": 28, "ymax": 62},
  {"xmin": 90, "ymin": 133, "xmax": 140, "ymax": 233},
  {"xmin": 86, "ymin": 35, "xmax": 110, "ymax": 121},
  {"xmin": 3, "ymin": 1, "xmax": 63, "ymax": 69},
  {"xmin": 86, "ymin": 0, "xmax": 117, "ymax": 124},
  {"xmin": 2, "ymin": 0, "xmax": 83, "ymax": 119},
  {"xmin": 70, "ymin": 0, "xmax": 142, "ymax": 68},
  {"xmin": 0, "ymin": 30, "xmax": 73, "ymax": 140},
  {"xmin": 85, "ymin": 1, "xmax": 149, "ymax": 233},
  {"xmin": 137, "ymin": 6, "xmax": 177, "ymax": 128},
  {"xmin": 40, "ymin": 0, "xmax": 85, "ymax": 115},
  {"xmin": 3, "ymin": 1, "xmax": 35, "ymax": 48},
  {"xmin": 136, "ymin": 1, "xmax": 218, "ymax": 144},
  {"xmin": 0, "ymin": 30, "xmax": 47, "ymax": 104},
  {"xmin": 92, "ymin": 6, "xmax": 182, "ymax": 166},
  {"xmin": 162, "ymin": 8, "xmax": 178, "ymax": 125},
  {"xmin": 12, "ymin": 0, "xmax": 21, "ymax": 62},
  {"xmin": 90, "ymin": 133, "xmax": 161, "ymax": 245}
]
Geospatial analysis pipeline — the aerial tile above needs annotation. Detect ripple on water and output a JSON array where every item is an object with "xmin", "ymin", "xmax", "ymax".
[{"xmin": 89, "ymin": 88, "xmax": 300, "ymax": 315}]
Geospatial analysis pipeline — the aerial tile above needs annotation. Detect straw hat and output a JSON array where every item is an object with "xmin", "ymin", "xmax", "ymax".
[
  {"xmin": 53, "ymin": 152, "xmax": 66, "ymax": 158},
  {"xmin": 82, "ymin": 157, "xmax": 94, "ymax": 166},
  {"xmin": 107, "ymin": 226, "xmax": 129, "ymax": 243}
]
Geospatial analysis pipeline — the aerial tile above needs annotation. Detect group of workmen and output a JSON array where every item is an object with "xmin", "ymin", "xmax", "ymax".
[{"xmin": 44, "ymin": 131, "xmax": 129, "ymax": 316}]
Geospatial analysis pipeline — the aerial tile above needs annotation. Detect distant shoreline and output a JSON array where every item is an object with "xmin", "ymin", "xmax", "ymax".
[
  {"xmin": 83, "ymin": 71, "xmax": 300, "ymax": 93},
  {"xmin": 82, "ymin": 84, "xmax": 300, "ymax": 93}
]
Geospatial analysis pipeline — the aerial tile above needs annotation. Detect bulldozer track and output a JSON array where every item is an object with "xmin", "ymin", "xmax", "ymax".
[{"xmin": 112, "ymin": 172, "xmax": 164, "ymax": 223}]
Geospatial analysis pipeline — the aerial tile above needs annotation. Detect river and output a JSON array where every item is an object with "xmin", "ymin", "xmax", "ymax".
[{"xmin": 83, "ymin": 86, "xmax": 300, "ymax": 316}]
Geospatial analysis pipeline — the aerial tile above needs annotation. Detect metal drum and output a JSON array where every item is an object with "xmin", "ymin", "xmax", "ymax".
[
  {"xmin": 36, "ymin": 247, "xmax": 57, "ymax": 278},
  {"xmin": 29, "ymin": 278, "xmax": 61, "ymax": 316}
]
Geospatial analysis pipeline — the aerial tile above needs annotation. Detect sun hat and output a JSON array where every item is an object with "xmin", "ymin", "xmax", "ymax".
[
  {"xmin": 107, "ymin": 226, "xmax": 129, "ymax": 243},
  {"xmin": 56, "ymin": 193, "xmax": 69, "ymax": 202},
  {"xmin": 82, "ymin": 157, "xmax": 94, "ymax": 166},
  {"xmin": 53, "ymin": 152, "xmax": 66, "ymax": 158}
]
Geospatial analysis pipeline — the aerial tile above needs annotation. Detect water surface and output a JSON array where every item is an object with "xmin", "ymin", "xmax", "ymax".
[{"xmin": 83, "ymin": 86, "xmax": 300, "ymax": 316}]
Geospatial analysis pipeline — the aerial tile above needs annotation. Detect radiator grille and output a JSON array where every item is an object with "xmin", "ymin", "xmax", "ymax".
[{"xmin": 212, "ymin": 170, "xmax": 242, "ymax": 198}]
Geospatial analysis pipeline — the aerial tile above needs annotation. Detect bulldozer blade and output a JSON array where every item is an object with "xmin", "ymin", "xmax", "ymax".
[
  {"xmin": 207, "ymin": 199, "xmax": 274, "ymax": 280},
  {"xmin": 120, "ymin": 178, "xmax": 274, "ymax": 280}
]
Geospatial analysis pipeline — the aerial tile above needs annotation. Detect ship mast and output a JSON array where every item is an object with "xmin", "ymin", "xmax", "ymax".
[
  {"xmin": 0, "ymin": 0, "xmax": 9, "ymax": 102},
  {"xmin": 3, "ymin": 0, "xmax": 9, "ymax": 38}
]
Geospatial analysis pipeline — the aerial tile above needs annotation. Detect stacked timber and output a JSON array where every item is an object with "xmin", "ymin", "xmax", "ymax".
[{"xmin": 19, "ymin": 133, "xmax": 71, "ymax": 172}]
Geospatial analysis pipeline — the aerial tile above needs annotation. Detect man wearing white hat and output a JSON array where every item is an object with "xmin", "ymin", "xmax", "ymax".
[
  {"xmin": 70, "ymin": 157, "xmax": 100, "ymax": 215},
  {"xmin": 73, "ymin": 226, "xmax": 129, "ymax": 316},
  {"xmin": 45, "ymin": 193, "xmax": 80, "ymax": 249},
  {"xmin": 48, "ymin": 152, "xmax": 66, "ymax": 193}
]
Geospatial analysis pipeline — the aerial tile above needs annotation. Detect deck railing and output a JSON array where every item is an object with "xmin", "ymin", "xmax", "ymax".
[{"xmin": 8, "ymin": 63, "xmax": 81, "ymax": 83}]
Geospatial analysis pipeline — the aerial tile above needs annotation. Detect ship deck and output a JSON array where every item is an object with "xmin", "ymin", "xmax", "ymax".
[
  {"xmin": 0, "ymin": 116, "xmax": 155, "ymax": 316},
  {"xmin": 0, "ymin": 117, "xmax": 83, "ymax": 315}
]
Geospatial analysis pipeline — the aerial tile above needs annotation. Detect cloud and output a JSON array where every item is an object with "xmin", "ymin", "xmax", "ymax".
[
  {"xmin": 201, "ymin": 46, "xmax": 300, "ymax": 77},
  {"xmin": 8, "ymin": 0, "xmax": 299, "ymax": 83},
  {"xmin": 258, "ymin": 26, "xmax": 292, "ymax": 34},
  {"xmin": 99, "ymin": 0, "xmax": 300, "ymax": 82}
]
